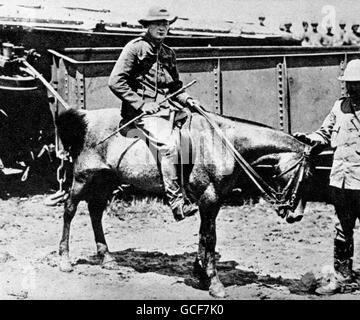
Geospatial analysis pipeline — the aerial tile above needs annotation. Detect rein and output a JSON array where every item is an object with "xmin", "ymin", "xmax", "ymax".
[
  {"xmin": 269, "ymin": 146, "xmax": 311, "ymax": 214},
  {"xmin": 248, "ymin": 146, "xmax": 311, "ymax": 213},
  {"xmin": 191, "ymin": 103, "xmax": 312, "ymax": 211}
]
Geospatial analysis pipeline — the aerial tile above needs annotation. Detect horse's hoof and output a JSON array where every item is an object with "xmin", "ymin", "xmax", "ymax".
[
  {"xmin": 101, "ymin": 254, "xmax": 118, "ymax": 270},
  {"xmin": 286, "ymin": 213, "xmax": 303, "ymax": 224},
  {"xmin": 59, "ymin": 259, "xmax": 73, "ymax": 272},
  {"xmin": 102, "ymin": 260, "xmax": 119, "ymax": 270},
  {"xmin": 209, "ymin": 281, "xmax": 226, "ymax": 298}
]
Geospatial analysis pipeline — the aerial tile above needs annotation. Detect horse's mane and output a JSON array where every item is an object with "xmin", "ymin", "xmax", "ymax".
[
  {"xmin": 205, "ymin": 110, "xmax": 305, "ymax": 153},
  {"xmin": 56, "ymin": 108, "xmax": 88, "ymax": 157},
  {"xmin": 203, "ymin": 110, "xmax": 275, "ymax": 130}
]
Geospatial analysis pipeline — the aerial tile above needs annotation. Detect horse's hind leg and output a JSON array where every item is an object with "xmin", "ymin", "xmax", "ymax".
[
  {"xmin": 88, "ymin": 198, "xmax": 118, "ymax": 270},
  {"xmin": 59, "ymin": 181, "xmax": 83, "ymax": 272}
]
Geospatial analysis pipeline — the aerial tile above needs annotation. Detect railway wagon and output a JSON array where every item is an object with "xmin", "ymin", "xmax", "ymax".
[
  {"xmin": 48, "ymin": 45, "xmax": 360, "ymax": 132},
  {"xmin": 47, "ymin": 45, "xmax": 360, "ymax": 201},
  {"xmin": 3, "ymin": 45, "xmax": 360, "ymax": 200}
]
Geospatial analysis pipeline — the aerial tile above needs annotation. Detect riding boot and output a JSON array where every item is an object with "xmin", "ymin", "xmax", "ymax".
[
  {"xmin": 316, "ymin": 239, "xmax": 358, "ymax": 295},
  {"xmin": 161, "ymin": 158, "xmax": 198, "ymax": 222}
]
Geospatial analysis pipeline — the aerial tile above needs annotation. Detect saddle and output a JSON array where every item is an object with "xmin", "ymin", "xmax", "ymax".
[{"xmin": 117, "ymin": 108, "xmax": 196, "ymax": 200}]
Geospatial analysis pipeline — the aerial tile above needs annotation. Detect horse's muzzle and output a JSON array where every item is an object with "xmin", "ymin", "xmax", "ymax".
[{"xmin": 285, "ymin": 198, "xmax": 306, "ymax": 223}]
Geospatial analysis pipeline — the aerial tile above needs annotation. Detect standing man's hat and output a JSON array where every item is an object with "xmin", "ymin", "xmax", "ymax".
[
  {"xmin": 138, "ymin": 6, "xmax": 177, "ymax": 26},
  {"xmin": 338, "ymin": 59, "xmax": 360, "ymax": 81},
  {"xmin": 339, "ymin": 19, "xmax": 346, "ymax": 26},
  {"xmin": 310, "ymin": 18, "xmax": 318, "ymax": 26}
]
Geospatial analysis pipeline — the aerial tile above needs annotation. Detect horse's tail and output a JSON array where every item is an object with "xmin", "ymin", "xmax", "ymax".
[{"xmin": 55, "ymin": 108, "xmax": 88, "ymax": 157}]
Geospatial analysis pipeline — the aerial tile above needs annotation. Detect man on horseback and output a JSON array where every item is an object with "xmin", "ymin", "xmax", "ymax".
[
  {"xmin": 294, "ymin": 59, "xmax": 360, "ymax": 295},
  {"xmin": 108, "ymin": 6, "xmax": 199, "ymax": 222}
]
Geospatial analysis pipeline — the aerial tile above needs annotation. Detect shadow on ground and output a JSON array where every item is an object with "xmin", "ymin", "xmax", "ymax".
[{"xmin": 74, "ymin": 249, "xmax": 319, "ymax": 295}]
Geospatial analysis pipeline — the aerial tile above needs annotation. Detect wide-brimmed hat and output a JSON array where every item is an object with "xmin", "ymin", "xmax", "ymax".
[
  {"xmin": 338, "ymin": 59, "xmax": 360, "ymax": 81},
  {"xmin": 310, "ymin": 18, "xmax": 318, "ymax": 26},
  {"xmin": 339, "ymin": 19, "xmax": 346, "ymax": 26},
  {"xmin": 138, "ymin": 6, "xmax": 177, "ymax": 26}
]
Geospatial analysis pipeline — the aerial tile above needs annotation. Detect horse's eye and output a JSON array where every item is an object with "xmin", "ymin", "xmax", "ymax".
[{"xmin": 271, "ymin": 165, "xmax": 280, "ymax": 179}]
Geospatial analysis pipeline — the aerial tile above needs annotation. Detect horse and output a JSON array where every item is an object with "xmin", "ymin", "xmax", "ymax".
[{"xmin": 55, "ymin": 107, "xmax": 315, "ymax": 298}]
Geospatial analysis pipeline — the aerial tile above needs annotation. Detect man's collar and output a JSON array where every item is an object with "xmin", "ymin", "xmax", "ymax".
[{"xmin": 142, "ymin": 32, "xmax": 163, "ymax": 48}]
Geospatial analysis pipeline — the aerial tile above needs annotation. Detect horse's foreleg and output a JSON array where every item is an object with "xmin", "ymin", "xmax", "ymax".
[
  {"xmin": 195, "ymin": 188, "xmax": 226, "ymax": 298},
  {"xmin": 88, "ymin": 199, "xmax": 117, "ymax": 270},
  {"xmin": 59, "ymin": 195, "xmax": 80, "ymax": 272}
]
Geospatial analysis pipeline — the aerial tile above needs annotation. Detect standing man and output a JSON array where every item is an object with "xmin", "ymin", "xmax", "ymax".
[
  {"xmin": 309, "ymin": 20, "xmax": 325, "ymax": 47},
  {"xmin": 294, "ymin": 59, "xmax": 360, "ymax": 295},
  {"xmin": 322, "ymin": 24, "xmax": 335, "ymax": 47},
  {"xmin": 300, "ymin": 21, "xmax": 311, "ymax": 47},
  {"xmin": 108, "ymin": 6, "xmax": 199, "ymax": 221},
  {"xmin": 334, "ymin": 20, "xmax": 348, "ymax": 46},
  {"xmin": 347, "ymin": 22, "xmax": 360, "ymax": 45},
  {"xmin": 258, "ymin": 13, "xmax": 266, "ymax": 27},
  {"xmin": 283, "ymin": 21, "xmax": 293, "ymax": 35}
]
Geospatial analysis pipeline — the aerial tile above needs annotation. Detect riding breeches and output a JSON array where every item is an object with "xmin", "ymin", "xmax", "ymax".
[
  {"xmin": 134, "ymin": 113, "xmax": 183, "ymax": 209},
  {"xmin": 330, "ymin": 187, "xmax": 360, "ymax": 274}
]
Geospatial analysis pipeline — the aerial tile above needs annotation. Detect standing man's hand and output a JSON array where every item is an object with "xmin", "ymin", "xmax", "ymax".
[
  {"xmin": 141, "ymin": 102, "xmax": 160, "ymax": 114},
  {"xmin": 293, "ymin": 132, "xmax": 313, "ymax": 145}
]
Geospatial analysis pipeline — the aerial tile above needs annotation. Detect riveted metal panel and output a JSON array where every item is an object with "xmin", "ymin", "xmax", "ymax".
[
  {"xmin": 276, "ymin": 60, "xmax": 289, "ymax": 132},
  {"xmin": 83, "ymin": 63, "xmax": 120, "ymax": 110},
  {"xmin": 220, "ymin": 56, "xmax": 282, "ymax": 129},
  {"xmin": 55, "ymin": 58, "xmax": 67, "ymax": 104},
  {"xmin": 75, "ymin": 68, "xmax": 85, "ymax": 109},
  {"xmin": 287, "ymin": 54, "xmax": 347, "ymax": 133},
  {"xmin": 54, "ymin": 58, "xmax": 81, "ymax": 108},
  {"xmin": 177, "ymin": 59, "xmax": 217, "ymax": 113},
  {"xmin": 84, "ymin": 75, "xmax": 119, "ymax": 110},
  {"xmin": 66, "ymin": 65, "xmax": 80, "ymax": 108},
  {"xmin": 48, "ymin": 47, "xmax": 360, "ymax": 130}
]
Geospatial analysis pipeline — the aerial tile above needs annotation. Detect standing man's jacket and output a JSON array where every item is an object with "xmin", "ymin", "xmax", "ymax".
[
  {"xmin": 108, "ymin": 33, "xmax": 190, "ymax": 119},
  {"xmin": 307, "ymin": 97, "xmax": 360, "ymax": 189}
]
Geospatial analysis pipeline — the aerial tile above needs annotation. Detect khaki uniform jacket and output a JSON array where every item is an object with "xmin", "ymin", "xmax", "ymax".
[
  {"xmin": 335, "ymin": 29, "xmax": 348, "ymax": 45},
  {"xmin": 300, "ymin": 30, "xmax": 311, "ymax": 46},
  {"xmin": 322, "ymin": 33, "xmax": 335, "ymax": 46},
  {"xmin": 308, "ymin": 31, "xmax": 325, "ymax": 47},
  {"xmin": 347, "ymin": 32, "xmax": 360, "ymax": 45},
  {"xmin": 108, "ymin": 32, "xmax": 190, "ymax": 119},
  {"xmin": 308, "ymin": 97, "xmax": 360, "ymax": 189}
]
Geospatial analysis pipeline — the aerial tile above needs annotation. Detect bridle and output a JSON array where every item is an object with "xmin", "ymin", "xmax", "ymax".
[
  {"xmin": 270, "ymin": 145, "xmax": 312, "ymax": 216},
  {"xmin": 245, "ymin": 145, "xmax": 312, "ymax": 215}
]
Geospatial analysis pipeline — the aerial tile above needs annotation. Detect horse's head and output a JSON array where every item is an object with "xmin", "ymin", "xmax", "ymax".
[
  {"xmin": 252, "ymin": 142, "xmax": 316, "ymax": 223},
  {"xmin": 270, "ymin": 144, "xmax": 316, "ymax": 223},
  {"xmin": 208, "ymin": 113, "xmax": 318, "ymax": 223}
]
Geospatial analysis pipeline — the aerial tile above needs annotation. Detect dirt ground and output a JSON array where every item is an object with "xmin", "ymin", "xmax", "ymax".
[{"xmin": 1, "ymin": 174, "xmax": 360, "ymax": 300}]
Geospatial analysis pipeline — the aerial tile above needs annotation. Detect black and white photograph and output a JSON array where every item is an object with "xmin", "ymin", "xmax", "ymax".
[{"xmin": 1, "ymin": 0, "xmax": 360, "ymax": 305}]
